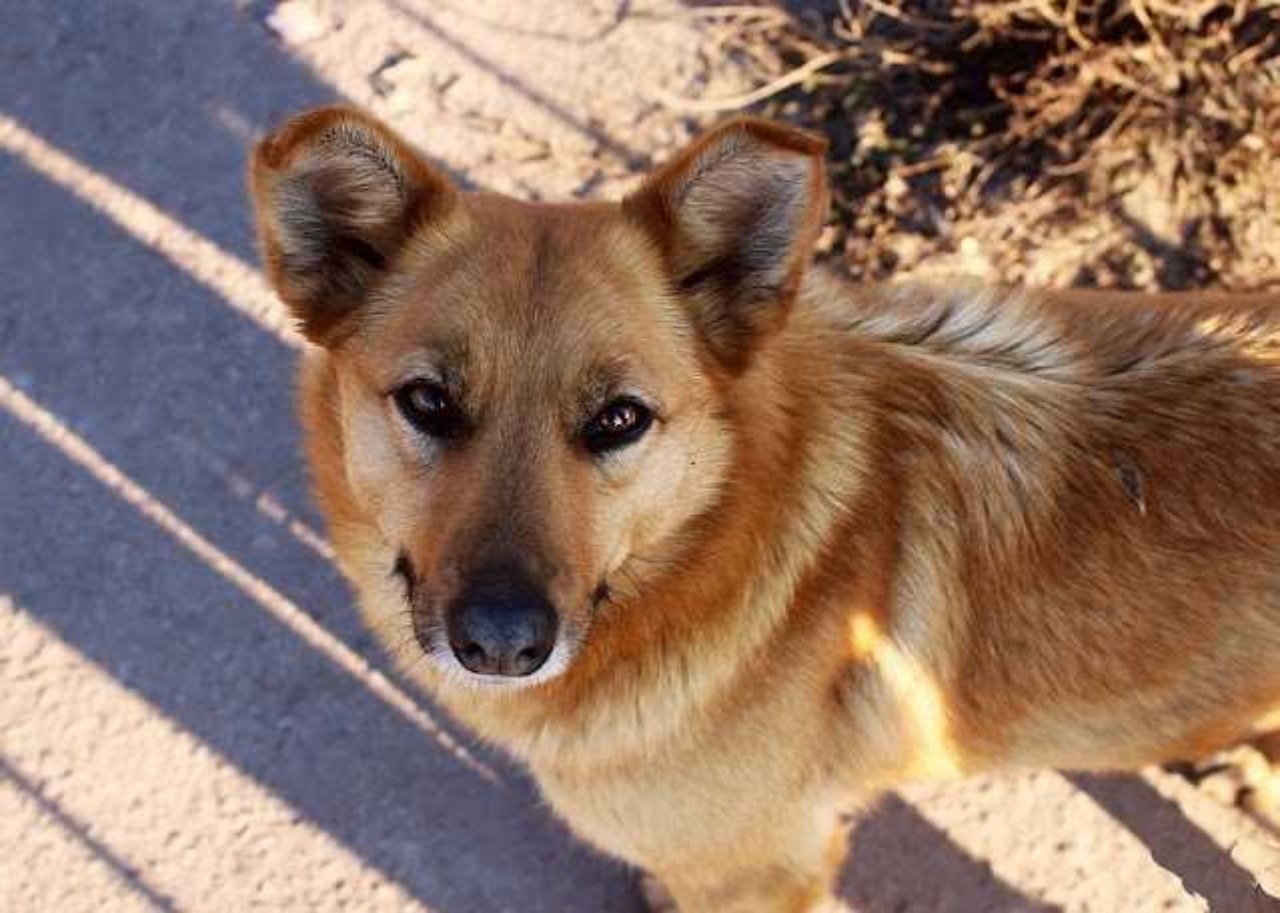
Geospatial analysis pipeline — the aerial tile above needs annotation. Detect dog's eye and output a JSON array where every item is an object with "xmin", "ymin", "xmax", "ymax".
[
  {"xmin": 583, "ymin": 398, "xmax": 653, "ymax": 454},
  {"xmin": 394, "ymin": 381, "xmax": 465, "ymax": 440}
]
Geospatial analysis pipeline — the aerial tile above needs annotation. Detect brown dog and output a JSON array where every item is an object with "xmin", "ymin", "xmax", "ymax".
[{"xmin": 250, "ymin": 106, "xmax": 1280, "ymax": 911}]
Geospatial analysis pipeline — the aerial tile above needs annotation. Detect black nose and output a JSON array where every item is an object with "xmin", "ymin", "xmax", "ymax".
[{"xmin": 446, "ymin": 569, "xmax": 558, "ymax": 677}]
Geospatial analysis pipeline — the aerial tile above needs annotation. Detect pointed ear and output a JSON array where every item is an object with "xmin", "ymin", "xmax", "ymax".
[
  {"xmin": 623, "ymin": 118, "xmax": 828, "ymax": 369},
  {"xmin": 250, "ymin": 106, "xmax": 457, "ymax": 344}
]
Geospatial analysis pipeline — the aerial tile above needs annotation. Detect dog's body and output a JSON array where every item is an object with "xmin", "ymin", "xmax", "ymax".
[{"xmin": 253, "ymin": 108, "xmax": 1280, "ymax": 911}]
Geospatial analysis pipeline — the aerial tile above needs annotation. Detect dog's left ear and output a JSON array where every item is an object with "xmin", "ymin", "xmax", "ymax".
[{"xmin": 623, "ymin": 118, "xmax": 828, "ymax": 369}]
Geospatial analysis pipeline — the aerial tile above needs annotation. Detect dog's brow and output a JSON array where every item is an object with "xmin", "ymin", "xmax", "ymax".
[
  {"xmin": 591, "ymin": 357, "xmax": 632, "ymax": 388},
  {"xmin": 383, "ymin": 337, "xmax": 470, "ymax": 389},
  {"xmin": 578, "ymin": 358, "xmax": 641, "ymax": 405}
]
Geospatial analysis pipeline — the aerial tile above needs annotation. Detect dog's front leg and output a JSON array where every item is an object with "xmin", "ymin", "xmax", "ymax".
[
  {"xmin": 643, "ymin": 814, "xmax": 849, "ymax": 913},
  {"xmin": 638, "ymin": 872, "xmax": 679, "ymax": 912}
]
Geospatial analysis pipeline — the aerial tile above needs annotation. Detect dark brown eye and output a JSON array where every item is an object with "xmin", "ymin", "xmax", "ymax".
[
  {"xmin": 393, "ymin": 380, "xmax": 465, "ymax": 440},
  {"xmin": 583, "ymin": 398, "xmax": 653, "ymax": 455}
]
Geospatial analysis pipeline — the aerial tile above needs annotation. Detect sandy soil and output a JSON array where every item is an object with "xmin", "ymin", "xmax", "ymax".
[{"xmin": 1, "ymin": 1, "xmax": 1278, "ymax": 910}]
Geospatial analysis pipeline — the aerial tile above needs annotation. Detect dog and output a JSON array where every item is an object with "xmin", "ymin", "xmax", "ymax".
[{"xmin": 250, "ymin": 106, "xmax": 1280, "ymax": 911}]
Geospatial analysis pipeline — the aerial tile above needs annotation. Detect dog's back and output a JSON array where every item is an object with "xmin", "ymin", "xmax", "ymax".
[{"xmin": 801, "ymin": 280, "xmax": 1280, "ymax": 775}]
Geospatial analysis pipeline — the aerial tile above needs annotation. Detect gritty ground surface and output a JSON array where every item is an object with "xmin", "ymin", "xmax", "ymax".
[{"xmin": 2, "ymin": 2, "xmax": 1279, "ymax": 911}]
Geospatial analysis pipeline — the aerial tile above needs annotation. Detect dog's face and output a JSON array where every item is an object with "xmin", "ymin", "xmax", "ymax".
[{"xmin": 251, "ymin": 109, "xmax": 827, "ymax": 688}]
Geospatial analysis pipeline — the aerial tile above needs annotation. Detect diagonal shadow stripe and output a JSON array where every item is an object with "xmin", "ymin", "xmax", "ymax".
[
  {"xmin": 1068, "ymin": 772, "xmax": 1280, "ymax": 912},
  {"xmin": 0, "ymin": 0, "xmax": 335, "ymax": 265},
  {"xmin": 839, "ymin": 793, "xmax": 1061, "ymax": 912},
  {"xmin": 1, "ymin": 755, "xmax": 182, "ymax": 913},
  {"xmin": 0, "ymin": 114, "xmax": 297, "ymax": 346}
]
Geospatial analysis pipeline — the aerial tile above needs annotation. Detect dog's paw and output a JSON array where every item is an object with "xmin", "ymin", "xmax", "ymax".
[
  {"xmin": 1239, "ymin": 734, "xmax": 1280, "ymax": 831},
  {"xmin": 1176, "ymin": 740, "xmax": 1280, "ymax": 832},
  {"xmin": 639, "ymin": 872, "xmax": 678, "ymax": 913}
]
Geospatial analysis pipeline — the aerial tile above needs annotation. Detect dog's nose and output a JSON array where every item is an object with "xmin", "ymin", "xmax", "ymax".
[{"xmin": 446, "ymin": 570, "xmax": 558, "ymax": 677}]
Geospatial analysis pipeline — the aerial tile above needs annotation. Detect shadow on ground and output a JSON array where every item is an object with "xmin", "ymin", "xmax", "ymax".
[
  {"xmin": 840, "ymin": 794, "xmax": 1060, "ymax": 913},
  {"xmin": 1068, "ymin": 773, "xmax": 1280, "ymax": 912}
]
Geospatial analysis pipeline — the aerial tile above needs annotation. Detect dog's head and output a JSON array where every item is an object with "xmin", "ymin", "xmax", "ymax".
[{"xmin": 251, "ymin": 108, "xmax": 827, "ymax": 688}]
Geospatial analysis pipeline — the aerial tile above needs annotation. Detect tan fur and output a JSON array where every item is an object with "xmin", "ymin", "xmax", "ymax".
[{"xmin": 252, "ymin": 107, "xmax": 1280, "ymax": 911}]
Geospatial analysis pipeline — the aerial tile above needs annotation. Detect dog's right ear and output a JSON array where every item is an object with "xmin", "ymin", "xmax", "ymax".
[{"xmin": 250, "ymin": 106, "xmax": 456, "ymax": 344}]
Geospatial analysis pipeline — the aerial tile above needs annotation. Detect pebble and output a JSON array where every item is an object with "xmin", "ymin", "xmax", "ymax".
[{"xmin": 266, "ymin": 1, "xmax": 329, "ymax": 45}]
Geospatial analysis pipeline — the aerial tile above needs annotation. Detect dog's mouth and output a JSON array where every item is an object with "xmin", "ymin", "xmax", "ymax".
[
  {"xmin": 413, "ymin": 621, "xmax": 582, "ymax": 691},
  {"xmin": 392, "ymin": 550, "xmax": 416, "ymax": 602}
]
